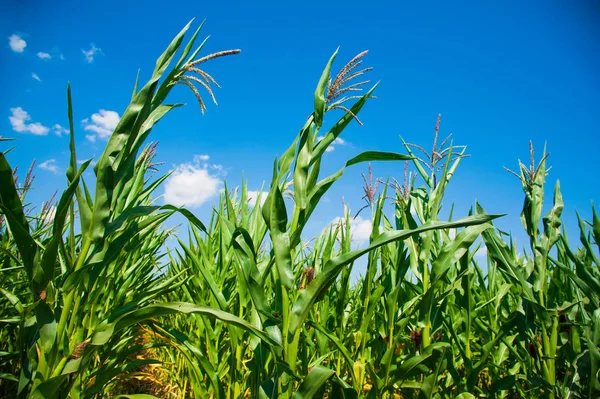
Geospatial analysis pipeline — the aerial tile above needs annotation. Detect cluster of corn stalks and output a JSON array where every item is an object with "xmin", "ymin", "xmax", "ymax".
[{"xmin": 1, "ymin": 21, "xmax": 598, "ymax": 399}]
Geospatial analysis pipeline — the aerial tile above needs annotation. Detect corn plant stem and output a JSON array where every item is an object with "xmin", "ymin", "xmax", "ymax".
[
  {"xmin": 55, "ymin": 237, "xmax": 92, "ymax": 365},
  {"xmin": 359, "ymin": 206, "xmax": 376, "ymax": 362},
  {"xmin": 276, "ymin": 262, "xmax": 293, "ymax": 399},
  {"xmin": 31, "ymin": 347, "xmax": 48, "ymax": 392},
  {"xmin": 422, "ymin": 257, "xmax": 431, "ymax": 348},
  {"xmin": 361, "ymin": 257, "xmax": 373, "ymax": 358},
  {"xmin": 549, "ymin": 314, "xmax": 558, "ymax": 382},
  {"xmin": 231, "ymin": 303, "xmax": 245, "ymax": 399},
  {"xmin": 50, "ymin": 356, "xmax": 69, "ymax": 379},
  {"xmin": 67, "ymin": 294, "xmax": 83, "ymax": 340},
  {"xmin": 279, "ymin": 203, "xmax": 302, "ymax": 397}
]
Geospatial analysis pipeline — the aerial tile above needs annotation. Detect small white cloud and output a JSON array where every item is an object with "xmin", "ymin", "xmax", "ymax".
[
  {"xmin": 9, "ymin": 107, "xmax": 49, "ymax": 136},
  {"xmin": 39, "ymin": 159, "xmax": 59, "ymax": 174},
  {"xmin": 8, "ymin": 34, "xmax": 26, "ymax": 53},
  {"xmin": 247, "ymin": 190, "xmax": 266, "ymax": 207},
  {"xmin": 37, "ymin": 51, "xmax": 51, "ymax": 60},
  {"xmin": 164, "ymin": 156, "xmax": 224, "ymax": 208},
  {"xmin": 82, "ymin": 44, "xmax": 102, "ymax": 63},
  {"xmin": 331, "ymin": 215, "xmax": 373, "ymax": 245},
  {"xmin": 53, "ymin": 124, "xmax": 68, "ymax": 136},
  {"xmin": 32, "ymin": 73, "xmax": 41, "ymax": 82},
  {"xmin": 351, "ymin": 215, "xmax": 372, "ymax": 243},
  {"xmin": 58, "ymin": 52, "xmax": 65, "ymax": 60},
  {"xmin": 83, "ymin": 109, "xmax": 120, "ymax": 141},
  {"xmin": 475, "ymin": 245, "xmax": 488, "ymax": 257},
  {"xmin": 317, "ymin": 135, "xmax": 349, "ymax": 153}
]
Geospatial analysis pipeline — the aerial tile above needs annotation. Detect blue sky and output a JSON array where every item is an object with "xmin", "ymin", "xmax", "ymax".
[{"xmin": 2, "ymin": 0, "xmax": 599, "ymax": 254}]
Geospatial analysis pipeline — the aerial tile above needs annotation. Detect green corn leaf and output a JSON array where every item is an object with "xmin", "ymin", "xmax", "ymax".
[
  {"xmin": 289, "ymin": 214, "xmax": 501, "ymax": 335},
  {"xmin": 153, "ymin": 19, "xmax": 194, "ymax": 78},
  {"xmin": 314, "ymin": 49, "xmax": 338, "ymax": 130},
  {"xmin": 0, "ymin": 153, "xmax": 37, "ymax": 280},
  {"xmin": 267, "ymin": 185, "xmax": 294, "ymax": 288},
  {"xmin": 430, "ymin": 223, "xmax": 493, "ymax": 285},
  {"xmin": 66, "ymin": 85, "xmax": 93, "ymax": 238},
  {"xmin": 394, "ymin": 342, "xmax": 450, "ymax": 382},
  {"xmin": 232, "ymin": 228, "xmax": 276, "ymax": 321},
  {"xmin": 420, "ymin": 345, "xmax": 448, "ymax": 399},
  {"xmin": 293, "ymin": 127, "xmax": 313, "ymax": 210},
  {"xmin": 308, "ymin": 321, "xmax": 356, "ymax": 381},
  {"xmin": 292, "ymin": 366, "xmax": 335, "ymax": 399},
  {"xmin": 91, "ymin": 302, "xmax": 280, "ymax": 348},
  {"xmin": 0, "ymin": 373, "xmax": 18, "ymax": 382},
  {"xmin": 290, "ymin": 151, "xmax": 412, "ymax": 247},
  {"xmin": 0, "ymin": 287, "xmax": 24, "ymax": 314},
  {"xmin": 35, "ymin": 159, "xmax": 91, "ymax": 292},
  {"xmin": 33, "ymin": 299, "xmax": 56, "ymax": 352},
  {"xmin": 591, "ymin": 203, "xmax": 600, "ymax": 250},
  {"xmin": 312, "ymin": 85, "xmax": 378, "ymax": 162},
  {"xmin": 455, "ymin": 394, "xmax": 476, "ymax": 399},
  {"xmin": 30, "ymin": 375, "xmax": 69, "ymax": 399}
]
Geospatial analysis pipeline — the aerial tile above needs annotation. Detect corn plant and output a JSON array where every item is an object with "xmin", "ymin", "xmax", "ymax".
[
  {"xmin": 152, "ymin": 49, "xmax": 501, "ymax": 399},
  {"xmin": 0, "ymin": 21, "xmax": 277, "ymax": 399}
]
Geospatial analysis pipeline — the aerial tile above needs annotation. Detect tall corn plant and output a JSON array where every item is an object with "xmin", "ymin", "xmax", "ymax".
[
  {"xmin": 470, "ymin": 143, "xmax": 600, "ymax": 398},
  {"xmin": 158, "ymin": 52, "xmax": 501, "ymax": 399},
  {"xmin": 0, "ymin": 20, "xmax": 280, "ymax": 399},
  {"xmin": 259, "ymin": 50, "xmax": 501, "ymax": 399}
]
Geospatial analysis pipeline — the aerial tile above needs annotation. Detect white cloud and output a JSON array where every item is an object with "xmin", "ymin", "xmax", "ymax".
[
  {"xmin": 317, "ymin": 135, "xmax": 348, "ymax": 153},
  {"xmin": 332, "ymin": 215, "xmax": 373, "ymax": 245},
  {"xmin": 83, "ymin": 109, "xmax": 120, "ymax": 141},
  {"xmin": 53, "ymin": 124, "xmax": 68, "ymax": 136},
  {"xmin": 37, "ymin": 51, "xmax": 51, "ymax": 60},
  {"xmin": 164, "ymin": 156, "xmax": 224, "ymax": 208},
  {"xmin": 39, "ymin": 159, "xmax": 59, "ymax": 174},
  {"xmin": 9, "ymin": 107, "xmax": 49, "ymax": 135},
  {"xmin": 351, "ymin": 215, "xmax": 373, "ymax": 243},
  {"xmin": 247, "ymin": 190, "xmax": 267, "ymax": 207},
  {"xmin": 82, "ymin": 44, "xmax": 102, "ymax": 63},
  {"xmin": 475, "ymin": 245, "xmax": 488, "ymax": 258},
  {"xmin": 8, "ymin": 34, "xmax": 26, "ymax": 53},
  {"xmin": 32, "ymin": 73, "xmax": 41, "ymax": 82}
]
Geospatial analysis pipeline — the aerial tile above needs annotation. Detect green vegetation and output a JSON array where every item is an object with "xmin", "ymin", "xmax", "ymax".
[{"xmin": 1, "ymin": 21, "xmax": 599, "ymax": 399}]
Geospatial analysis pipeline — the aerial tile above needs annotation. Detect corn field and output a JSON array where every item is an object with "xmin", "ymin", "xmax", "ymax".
[{"xmin": 1, "ymin": 21, "xmax": 599, "ymax": 399}]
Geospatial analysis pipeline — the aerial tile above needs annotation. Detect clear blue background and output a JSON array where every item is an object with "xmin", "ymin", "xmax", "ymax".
[{"xmin": 2, "ymin": 0, "xmax": 599, "ymax": 253}]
